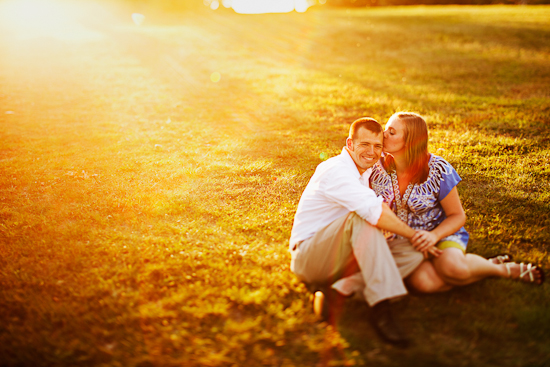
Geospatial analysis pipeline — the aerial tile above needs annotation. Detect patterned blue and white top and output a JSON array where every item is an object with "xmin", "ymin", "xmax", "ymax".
[{"xmin": 370, "ymin": 154, "xmax": 469, "ymax": 248}]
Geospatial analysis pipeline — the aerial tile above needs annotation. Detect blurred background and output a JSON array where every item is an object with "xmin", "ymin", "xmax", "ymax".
[{"xmin": 1, "ymin": 0, "xmax": 549, "ymax": 366}]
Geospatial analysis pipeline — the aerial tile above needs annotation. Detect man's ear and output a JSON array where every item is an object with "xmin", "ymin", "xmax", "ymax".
[{"xmin": 346, "ymin": 138, "xmax": 353, "ymax": 151}]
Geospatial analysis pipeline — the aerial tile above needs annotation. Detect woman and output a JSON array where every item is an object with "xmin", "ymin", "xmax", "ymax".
[{"xmin": 370, "ymin": 112, "xmax": 544, "ymax": 292}]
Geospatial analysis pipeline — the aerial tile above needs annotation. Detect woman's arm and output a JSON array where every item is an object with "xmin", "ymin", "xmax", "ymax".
[{"xmin": 411, "ymin": 187, "xmax": 466, "ymax": 251}]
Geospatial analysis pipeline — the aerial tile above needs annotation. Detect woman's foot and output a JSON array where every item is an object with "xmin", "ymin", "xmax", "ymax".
[
  {"xmin": 488, "ymin": 254, "xmax": 512, "ymax": 265},
  {"xmin": 504, "ymin": 262, "xmax": 545, "ymax": 285}
]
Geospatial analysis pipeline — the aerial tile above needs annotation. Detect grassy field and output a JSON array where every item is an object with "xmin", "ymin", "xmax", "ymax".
[{"xmin": 0, "ymin": 1, "xmax": 549, "ymax": 366}]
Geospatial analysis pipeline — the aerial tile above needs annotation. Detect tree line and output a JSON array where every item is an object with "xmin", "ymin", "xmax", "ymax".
[{"xmin": 328, "ymin": 0, "xmax": 548, "ymax": 5}]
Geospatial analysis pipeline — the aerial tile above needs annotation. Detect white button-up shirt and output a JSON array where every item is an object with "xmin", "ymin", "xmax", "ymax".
[{"xmin": 289, "ymin": 147, "xmax": 383, "ymax": 250}]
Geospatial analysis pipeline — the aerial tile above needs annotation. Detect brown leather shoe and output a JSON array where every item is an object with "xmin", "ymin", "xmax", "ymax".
[{"xmin": 370, "ymin": 300, "xmax": 410, "ymax": 347}]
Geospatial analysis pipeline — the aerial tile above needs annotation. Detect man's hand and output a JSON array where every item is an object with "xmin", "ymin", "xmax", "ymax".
[{"xmin": 412, "ymin": 230, "xmax": 438, "ymax": 251}]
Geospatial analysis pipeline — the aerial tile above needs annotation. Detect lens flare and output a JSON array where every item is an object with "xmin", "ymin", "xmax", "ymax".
[
  {"xmin": 210, "ymin": 72, "xmax": 221, "ymax": 83},
  {"xmin": 132, "ymin": 13, "xmax": 145, "ymax": 26}
]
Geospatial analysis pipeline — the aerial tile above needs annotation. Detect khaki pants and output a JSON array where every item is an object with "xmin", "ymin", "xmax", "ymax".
[{"xmin": 290, "ymin": 212, "xmax": 423, "ymax": 306}]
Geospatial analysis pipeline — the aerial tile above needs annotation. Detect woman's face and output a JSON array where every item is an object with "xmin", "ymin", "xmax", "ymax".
[{"xmin": 383, "ymin": 117, "xmax": 407, "ymax": 154}]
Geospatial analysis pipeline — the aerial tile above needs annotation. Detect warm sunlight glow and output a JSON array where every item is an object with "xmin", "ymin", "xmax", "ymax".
[
  {"xmin": 0, "ymin": 0, "xmax": 103, "ymax": 41},
  {"xmin": 231, "ymin": 0, "xmax": 312, "ymax": 14},
  {"xmin": 131, "ymin": 13, "xmax": 145, "ymax": 26},
  {"xmin": 210, "ymin": 0, "xmax": 220, "ymax": 10},
  {"xmin": 210, "ymin": 72, "xmax": 221, "ymax": 83}
]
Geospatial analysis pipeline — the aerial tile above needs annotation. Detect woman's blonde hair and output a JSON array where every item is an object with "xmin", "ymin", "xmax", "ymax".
[{"xmin": 383, "ymin": 112, "xmax": 430, "ymax": 184}]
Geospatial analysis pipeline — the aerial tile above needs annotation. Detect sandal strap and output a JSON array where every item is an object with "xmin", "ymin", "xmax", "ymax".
[
  {"xmin": 519, "ymin": 263, "xmax": 535, "ymax": 282},
  {"xmin": 491, "ymin": 254, "xmax": 512, "ymax": 264},
  {"xmin": 505, "ymin": 262, "xmax": 512, "ymax": 277}
]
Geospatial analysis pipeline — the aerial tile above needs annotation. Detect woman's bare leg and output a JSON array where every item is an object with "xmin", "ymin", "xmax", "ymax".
[
  {"xmin": 407, "ymin": 249, "xmax": 545, "ymax": 293},
  {"xmin": 432, "ymin": 248, "xmax": 544, "ymax": 286},
  {"xmin": 406, "ymin": 260, "xmax": 453, "ymax": 293}
]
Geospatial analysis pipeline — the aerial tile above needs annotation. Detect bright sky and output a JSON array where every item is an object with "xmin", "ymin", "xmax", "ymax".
[
  {"xmin": 231, "ymin": 0, "xmax": 312, "ymax": 13},
  {"xmin": 0, "ymin": 0, "xmax": 314, "ymax": 41},
  {"xmin": 0, "ymin": 0, "xmax": 103, "ymax": 41}
]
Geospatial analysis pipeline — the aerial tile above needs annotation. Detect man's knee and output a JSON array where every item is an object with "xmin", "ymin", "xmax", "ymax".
[
  {"xmin": 347, "ymin": 212, "xmax": 383, "ymax": 240},
  {"xmin": 387, "ymin": 239, "xmax": 424, "ymax": 278}
]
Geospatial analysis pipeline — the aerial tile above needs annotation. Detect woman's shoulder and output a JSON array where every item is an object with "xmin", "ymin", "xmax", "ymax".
[
  {"xmin": 428, "ymin": 154, "xmax": 457, "ymax": 176},
  {"xmin": 422, "ymin": 154, "xmax": 462, "ymax": 196}
]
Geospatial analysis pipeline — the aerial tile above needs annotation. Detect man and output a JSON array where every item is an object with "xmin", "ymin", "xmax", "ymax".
[{"xmin": 289, "ymin": 117, "xmax": 434, "ymax": 346}]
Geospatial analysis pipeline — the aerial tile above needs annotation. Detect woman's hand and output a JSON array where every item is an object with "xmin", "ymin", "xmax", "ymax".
[
  {"xmin": 412, "ymin": 187, "xmax": 465, "ymax": 259},
  {"xmin": 423, "ymin": 247, "xmax": 442, "ymax": 258},
  {"xmin": 412, "ymin": 230, "xmax": 439, "ymax": 252}
]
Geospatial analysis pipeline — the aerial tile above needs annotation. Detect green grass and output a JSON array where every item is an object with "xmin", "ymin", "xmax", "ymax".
[{"xmin": 0, "ymin": 2, "xmax": 549, "ymax": 366}]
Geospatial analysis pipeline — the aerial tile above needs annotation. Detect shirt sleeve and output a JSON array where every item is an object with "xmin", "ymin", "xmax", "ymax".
[
  {"xmin": 321, "ymin": 167, "xmax": 383, "ymax": 225},
  {"xmin": 437, "ymin": 157, "xmax": 462, "ymax": 201}
]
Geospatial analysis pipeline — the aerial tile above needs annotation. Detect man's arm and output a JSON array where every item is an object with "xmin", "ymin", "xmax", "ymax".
[
  {"xmin": 375, "ymin": 203, "xmax": 442, "ymax": 257},
  {"xmin": 321, "ymin": 167, "xmax": 440, "ymax": 256},
  {"xmin": 375, "ymin": 203, "xmax": 415, "ymax": 238}
]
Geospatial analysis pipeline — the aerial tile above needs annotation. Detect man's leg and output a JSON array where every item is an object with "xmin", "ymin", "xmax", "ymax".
[
  {"xmin": 291, "ymin": 213, "xmax": 412, "ymax": 345},
  {"xmin": 332, "ymin": 237, "xmax": 425, "ymax": 300},
  {"xmin": 387, "ymin": 237, "xmax": 425, "ymax": 279},
  {"xmin": 291, "ymin": 212, "xmax": 408, "ymax": 306}
]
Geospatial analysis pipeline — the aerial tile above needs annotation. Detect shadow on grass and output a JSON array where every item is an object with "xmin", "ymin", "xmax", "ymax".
[
  {"xmin": 460, "ymin": 173, "xmax": 550, "ymax": 261},
  {"xmin": 337, "ymin": 280, "xmax": 550, "ymax": 366}
]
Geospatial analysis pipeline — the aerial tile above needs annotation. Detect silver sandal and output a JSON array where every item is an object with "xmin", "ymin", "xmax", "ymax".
[
  {"xmin": 489, "ymin": 254, "xmax": 512, "ymax": 264},
  {"xmin": 505, "ymin": 262, "xmax": 545, "ymax": 285}
]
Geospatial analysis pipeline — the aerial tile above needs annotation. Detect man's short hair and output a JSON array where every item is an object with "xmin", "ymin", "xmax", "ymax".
[{"xmin": 348, "ymin": 117, "xmax": 383, "ymax": 140}]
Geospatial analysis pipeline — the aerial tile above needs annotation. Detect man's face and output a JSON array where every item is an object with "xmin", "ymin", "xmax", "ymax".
[{"xmin": 346, "ymin": 127, "xmax": 383, "ymax": 174}]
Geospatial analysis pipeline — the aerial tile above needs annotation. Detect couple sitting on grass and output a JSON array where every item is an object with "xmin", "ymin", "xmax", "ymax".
[{"xmin": 288, "ymin": 112, "xmax": 545, "ymax": 347}]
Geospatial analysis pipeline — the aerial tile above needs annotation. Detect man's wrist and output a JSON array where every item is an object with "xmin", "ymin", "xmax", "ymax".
[
  {"xmin": 430, "ymin": 229, "xmax": 442, "ymax": 242},
  {"xmin": 399, "ymin": 226, "xmax": 415, "ymax": 239}
]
